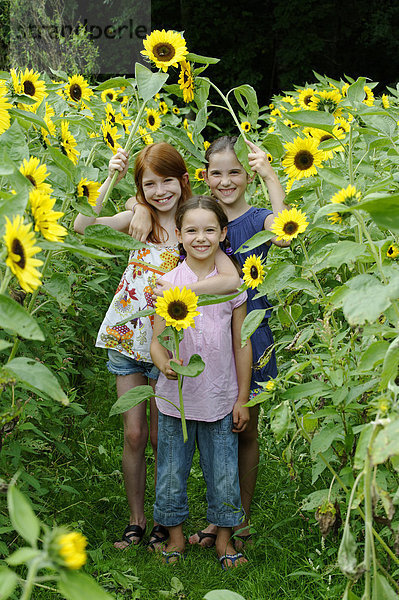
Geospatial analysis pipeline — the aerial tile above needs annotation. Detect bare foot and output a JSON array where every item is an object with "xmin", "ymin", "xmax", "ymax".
[
  {"xmin": 217, "ymin": 540, "xmax": 248, "ymax": 570},
  {"xmin": 188, "ymin": 524, "xmax": 218, "ymax": 548},
  {"xmin": 233, "ymin": 523, "xmax": 254, "ymax": 551},
  {"xmin": 162, "ymin": 537, "xmax": 185, "ymax": 564},
  {"xmin": 113, "ymin": 523, "xmax": 146, "ymax": 550}
]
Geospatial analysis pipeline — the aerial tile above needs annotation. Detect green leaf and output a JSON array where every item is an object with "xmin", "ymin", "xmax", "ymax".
[
  {"xmin": 197, "ymin": 290, "xmax": 242, "ymax": 307},
  {"xmin": 346, "ymin": 77, "xmax": 367, "ymax": 104},
  {"xmin": 95, "ymin": 77, "xmax": 133, "ymax": 91},
  {"xmin": 285, "ymin": 278, "xmax": 319, "ymax": 298},
  {"xmin": 353, "ymin": 194, "xmax": 399, "ymax": 233},
  {"xmin": 4, "ymin": 357, "xmax": 68, "ymax": 404},
  {"xmin": 270, "ymin": 400, "xmax": 291, "ymax": 442},
  {"xmin": 358, "ymin": 341, "xmax": 390, "ymax": 371},
  {"xmin": 193, "ymin": 105, "xmax": 208, "ymax": 136},
  {"xmin": 0, "ymin": 120, "xmax": 29, "ymax": 163},
  {"xmin": 0, "ymin": 566, "xmax": 18, "ymax": 599},
  {"xmin": 233, "ymin": 84, "xmax": 259, "ymax": 126},
  {"xmin": 261, "ymin": 134, "xmax": 285, "ymax": 159},
  {"xmin": 194, "ymin": 78, "xmax": 210, "ymax": 110},
  {"xmin": 353, "ymin": 423, "xmax": 373, "ymax": 470},
  {"xmin": 204, "ymin": 592, "xmax": 246, "ymax": 600},
  {"xmin": 310, "ymin": 424, "xmax": 344, "ymax": 458},
  {"xmin": 372, "ymin": 573, "xmax": 399, "ymax": 600},
  {"xmin": 6, "ymin": 547, "xmax": 41, "ymax": 566},
  {"xmin": 44, "ymin": 274, "xmax": 72, "ymax": 310},
  {"xmin": 7, "ymin": 485, "xmax": 40, "ymax": 547},
  {"xmin": 236, "ymin": 230, "xmax": 274, "ymax": 252},
  {"xmin": 186, "ymin": 52, "xmax": 220, "ymax": 65},
  {"xmin": 162, "ymin": 125, "xmax": 205, "ymax": 162},
  {"xmin": 285, "ymin": 110, "xmax": 334, "ymax": 132},
  {"xmin": 135, "ymin": 63, "xmax": 169, "ymax": 103},
  {"xmin": 10, "ymin": 107, "xmax": 49, "ymax": 132},
  {"xmin": 255, "ymin": 263, "xmax": 296, "ymax": 296},
  {"xmin": 58, "ymin": 571, "xmax": 115, "ymax": 600},
  {"xmin": 313, "ymin": 241, "xmax": 371, "ymax": 272},
  {"xmin": 380, "ymin": 336, "xmax": 399, "ymax": 389},
  {"xmin": 282, "ymin": 381, "xmax": 331, "ymax": 401},
  {"xmin": 157, "ymin": 325, "xmax": 183, "ymax": 351},
  {"xmin": 39, "ymin": 238, "xmax": 116, "ymax": 259},
  {"xmin": 371, "ymin": 418, "xmax": 399, "ymax": 465},
  {"xmin": 318, "ymin": 167, "xmax": 349, "ymax": 189},
  {"xmin": 0, "ymin": 295, "xmax": 44, "ymax": 341},
  {"xmin": 71, "ymin": 198, "xmax": 98, "ymax": 218},
  {"xmin": 170, "ymin": 353, "xmax": 205, "ymax": 377},
  {"xmin": 241, "ymin": 309, "xmax": 266, "ymax": 346},
  {"xmin": 84, "ymin": 225, "xmax": 146, "ymax": 251},
  {"xmin": 47, "ymin": 146, "xmax": 75, "ymax": 179},
  {"xmin": 109, "ymin": 385, "xmax": 154, "ymax": 416},
  {"xmin": 337, "ymin": 522, "xmax": 360, "ymax": 579},
  {"xmin": 341, "ymin": 275, "xmax": 393, "ymax": 325},
  {"xmin": 233, "ymin": 135, "xmax": 250, "ymax": 172}
]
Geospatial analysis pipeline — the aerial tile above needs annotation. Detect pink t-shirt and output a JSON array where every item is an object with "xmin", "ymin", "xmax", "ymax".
[{"xmin": 155, "ymin": 260, "xmax": 247, "ymax": 422}]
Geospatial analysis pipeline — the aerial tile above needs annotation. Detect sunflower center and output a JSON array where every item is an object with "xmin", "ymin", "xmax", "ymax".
[
  {"xmin": 153, "ymin": 42, "xmax": 175, "ymax": 62},
  {"xmin": 294, "ymin": 150, "xmax": 314, "ymax": 171},
  {"xmin": 26, "ymin": 175, "xmax": 36, "ymax": 186},
  {"xmin": 82, "ymin": 185, "xmax": 89, "ymax": 197},
  {"xmin": 167, "ymin": 300, "xmax": 188, "ymax": 320},
  {"xmin": 107, "ymin": 93, "xmax": 114, "ymax": 101},
  {"xmin": 148, "ymin": 115, "xmax": 155, "ymax": 126},
  {"xmin": 283, "ymin": 221, "xmax": 299, "ymax": 235},
  {"xmin": 388, "ymin": 247, "xmax": 393, "ymax": 256},
  {"xmin": 320, "ymin": 134, "xmax": 333, "ymax": 142},
  {"xmin": 106, "ymin": 132, "xmax": 115, "ymax": 147},
  {"xmin": 70, "ymin": 84, "xmax": 82, "ymax": 101},
  {"xmin": 304, "ymin": 94, "xmax": 312, "ymax": 105},
  {"xmin": 11, "ymin": 238, "xmax": 26, "ymax": 269},
  {"xmin": 250, "ymin": 266, "xmax": 259, "ymax": 279},
  {"xmin": 23, "ymin": 80, "xmax": 36, "ymax": 96}
]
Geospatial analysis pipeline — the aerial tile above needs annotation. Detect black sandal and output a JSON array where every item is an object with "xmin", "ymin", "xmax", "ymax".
[
  {"xmin": 147, "ymin": 524, "xmax": 169, "ymax": 551},
  {"xmin": 120, "ymin": 524, "xmax": 146, "ymax": 547},
  {"xmin": 195, "ymin": 530, "xmax": 217, "ymax": 548}
]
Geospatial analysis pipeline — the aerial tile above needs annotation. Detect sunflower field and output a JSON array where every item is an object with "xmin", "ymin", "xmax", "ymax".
[{"xmin": 1, "ymin": 28, "xmax": 399, "ymax": 600}]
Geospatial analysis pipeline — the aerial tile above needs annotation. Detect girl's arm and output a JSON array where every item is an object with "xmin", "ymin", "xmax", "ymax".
[
  {"xmin": 125, "ymin": 196, "xmax": 153, "ymax": 242},
  {"xmin": 73, "ymin": 148, "xmax": 133, "ymax": 234},
  {"xmin": 245, "ymin": 140, "xmax": 291, "ymax": 248},
  {"xmin": 231, "ymin": 301, "xmax": 252, "ymax": 433},
  {"xmin": 150, "ymin": 315, "xmax": 181, "ymax": 380}
]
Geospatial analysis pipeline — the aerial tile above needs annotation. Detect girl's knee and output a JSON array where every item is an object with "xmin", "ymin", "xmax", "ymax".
[{"xmin": 124, "ymin": 424, "xmax": 148, "ymax": 450}]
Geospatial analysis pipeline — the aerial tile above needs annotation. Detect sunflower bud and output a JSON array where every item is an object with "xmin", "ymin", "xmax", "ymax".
[{"xmin": 54, "ymin": 531, "xmax": 87, "ymax": 570}]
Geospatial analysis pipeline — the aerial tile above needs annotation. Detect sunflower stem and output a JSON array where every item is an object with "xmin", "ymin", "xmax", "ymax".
[
  {"xmin": 199, "ymin": 78, "xmax": 248, "ymax": 143},
  {"xmin": 173, "ymin": 328, "xmax": 188, "ymax": 443},
  {"xmin": 85, "ymin": 141, "xmax": 101, "ymax": 166},
  {"xmin": 0, "ymin": 268, "xmax": 12, "ymax": 295}
]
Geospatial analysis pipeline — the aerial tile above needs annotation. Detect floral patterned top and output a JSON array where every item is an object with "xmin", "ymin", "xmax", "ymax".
[{"xmin": 96, "ymin": 243, "xmax": 179, "ymax": 363}]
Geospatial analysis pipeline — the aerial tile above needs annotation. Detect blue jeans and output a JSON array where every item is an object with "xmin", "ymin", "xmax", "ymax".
[
  {"xmin": 154, "ymin": 411, "xmax": 244, "ymax": 528},
  {"xmin": 106, "ymin": 349, "xmax": 159, "ymax": 380}
]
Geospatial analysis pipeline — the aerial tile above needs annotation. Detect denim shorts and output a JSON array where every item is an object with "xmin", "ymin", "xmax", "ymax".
[
  {"xmin": 106, "ymin": 349, "xmax": 159, "ymax": 380},
  {"xmin": 154, "ymin": 411, "xmax": 244, "ymax": 528}
]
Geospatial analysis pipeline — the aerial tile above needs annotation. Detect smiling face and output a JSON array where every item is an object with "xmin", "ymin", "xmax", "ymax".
[
  {"xmin": 141, "ymin": 166, "xmax": 184, "ymax": 213},
  {"xmin": 177, "ymin": 207, "xmax": 227, "ymax": 263},
  {"xmin": 204, "ymin": 149, "xmax": 249, "ymax": 209}
]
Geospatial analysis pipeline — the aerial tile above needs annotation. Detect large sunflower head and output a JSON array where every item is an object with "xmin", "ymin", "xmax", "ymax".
[
  {"xmin": 3, "ymin": 214, "xmax": 43, "ymax": 293},
  {"xmin": 77, "ymin": 178, "xmax": 101, "ymax": 206},
  {"xmin": 18, "ymin": 68, "xmax": 47, "ymax": 108},
  {"xmin": 298, "ymin": 88, "xmax": 317, "ymax": 110},
  {"xmin": 309, "ymin": 89, "xmax": 342, "ymax": 114},
  {"xmin": 145, "ymin": 107, "xmax": 161, "ymax": 132},
  {"xmin": 29, "ymin": 189, "xmax": 67, "ymax": 242},
  {"xmin": 271, "ymin": 207, "xmax": 309, "ymax": 241},
  {"xmin": 19, "ymin": 156, "xmax": 53, "ymax": 194},
  {"xmin": 60, "ymin": 121, "xmax": 80, "ymax": 164},
  {"xmin": 65, "ymin": 75, "xmax": 93, "ymax": 103},
  {"xmin": 282, "ymin": 136, "xmax": 324, "ymax": 180},
  {"xmin": 155, "ymin": 286, "xmax": 200, "ymax": 331},
  {"xmin": 242, "ymin": 255, "xmax": 265, "ymax": 289},
  {"xmin": 101, "ymin": 120, "xmax": 122, "ymax": 154},
  {"xmin": 327, "ymin": 185, "xmax": 360, "ymax": 224},
  {"xmin": 141, "ymin": 29, "xmax": 188, "ymax": 72},
  {"xmin": 178, "ymin": 60, "xmax": 194, "ymax": 103}
]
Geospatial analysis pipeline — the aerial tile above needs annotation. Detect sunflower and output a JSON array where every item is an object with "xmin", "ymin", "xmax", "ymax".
[
  {"xmin": 298, "ymin": 88, "xmax": 316, "ymax": 110},
  {"xmin": 141, "ymin": 29, "xmax": 188, "ymax": 72},
  {"xmin": 41, "ymin": 102, "xmax": 56, "ymax": 146},
  {"xmin": 3, "ymin": 214, "xmax": 43, "ymax": 293},
  {"xmin": 203, "ymin": 141, "xmax": 210, "ymax": 151},
  {"xmin": 266, "ymin": 153, "xmax": 273, "ymax": 163},
  {"xmin": 382, "ymin": 94, "xmax": 390, "ymax": 109},
  {"xmin": 56, "ymin": 532, "xmax": 87, "ymax": 570},
  {"xmin": 145, "ymin": 108, "xmax": 161, "ymax": 132},
  {"xmin": 178, "ymin": 60, "xmax": 194, "ymax": 103},
  {"xmin": 155, "ymin": 286, "xmax": 200, "ymax": 331},
  {"xmin": 60, "ymin": 121, "xmax": 80, "ymax": 164},
  {"xmin": 101, "ymin": 120, "xmax": 122, "ymax": 154},
  {"xmin": 101, "ymin": 88, "xmax": 118, "ymax": 103},
  {"xmin": 0, "ymin": 86, "xmax": 12, "ymax": 135},
  {"xmin": 10, "ymin": 68, "xmax": 21, "ymax": 94},
  {"xmin": 240, "ymin": 121, "xmax": 251, "ymax": 132},
  {"xmin": 19, "ymin": 156, "xmax": 53, "ymax": 194},
  {"xmin": 186, "ymin": 130, "xmax": 193, "ymax": 143},
  {"xmin": 327, "ymin": 184, "xmax": 361, "ymax": 224},
  {"xmin": 172, "ymin": 106, "xmax": 180, "ymax": 115},
  {"xmin": 242, "ymin": 255, "xmax": 265, "ymax": 289},
  {"xmin": 305, "ymin": 127, "xmax": 342, "ymax": 160},
  {"xmin": 341, "ymin": 82, "xmax": 350, "ymax": 97},
  {"xmin": 105, "ymin": 103, "xmax": 124, "ymax": 127},
  {"xmin": 77, "ymin": 178, "xmax": 101, "ymax": 206},
  {"xmin": 183, "ymin": 118, "xmax": 189, "ymax": 130},
  {"xmin": 29, "ymin": 189, "xmax": 67, "ymax": 242},
  {"xmin": 271, "ymin": 208, "xmax": 309, "ymax": 241},
  {"xmin": 363, "ymin": 86, "xmax": 375, "ymax": 107},
  {"xmin": 334, "ymin": 117, "xmax": 351, "ymax": 136},
  {"xmin": 159, "ymin": 101, "xmax": 168, "ymax": 115},
  {"xmin": 282, "ymin": 136, "xmax": 324, "ymax": 180},
  {"xmin": 64, "ymin": 75, "xmax": 92, "ymax": 103},
  {"xmin": 309, "ymin": 89, "xmax": 342, "ymax": 114},
  {"xmin": 18, "ymin": 68, "xmax": 47, "ymax": 108},
  {"xmin": 194, "ymin": 168, "xmax": 204, "ymax": 181},
  {"xmin": 138, "ymin": 125, "xmax": 154, "ymax": 145},
  {"xmin": 387, "ymin": 244, "xmax": 399, "ymax": 259}
]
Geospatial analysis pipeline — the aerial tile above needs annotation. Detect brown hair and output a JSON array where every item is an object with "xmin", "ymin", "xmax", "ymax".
[
  {"xmin": 134, "ymin": 142, "xmax": 192, "ymax": 243},
  {"xmin": 204, "ymin": 135, "xmax": 238, "ymax": 168}
]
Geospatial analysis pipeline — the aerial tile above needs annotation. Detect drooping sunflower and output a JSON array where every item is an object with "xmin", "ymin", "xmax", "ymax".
[
  {"xmin": 64, "ymin": 75, "xmax": 93, "ymax": 103},
  {"xmin": 56, "ymin": 531, "xmax": 87, "ymax": 570},
  {"xmin": 3, "ymin": 214, "xmax": 43, "ymax": 293},
  {"xmin": 155, "ymin": 286, "xmax": 200, "ymax": 331},
  {"xmin": 159, "ymin": 100, "xmax": 168, "ymax": 115},
  {"xmin": 382, "ymin": 94, "xmax": 390, "ymax": 109},
  {"xmin": 194, "ymin": 168, "xmax": 204, "ymax": 181},
  {"xmin": 105, "ymin": 103, "xmax": 123, "ymax": 127},
  {"xmin": 327, "ymin": 184, "xmax": 361, "ymax": 224},
  {"xmin": 242, "ymin": 255, "xmax": 265, "ymax": 289},
  {"xmin": 19, "ymin": 156, "xmax": 53, "ymax": 194},
  {"xmin": 101, "ymin": 120, "xmax": 122, "ymax": 154},
  {"xmin": 271, "ymin": 207, "xmax": 309, "ymax": 241},
  {"xmin": 29, "ymin": 189, "xmax": 67, "ymax": 242},
  {"xmin": 77, "ymin": 177, "xmax": 101, "ymax": 206},
  {"xmin": 18, "ymin": 68, "xmax": 47, "ymax": 108},
  {"xmin": 145, "ymin": 108, "xmax": 161, "ymax": 132},
  {"xmin": 0, "ymin": 85, "xmax": 12, "ymax": 135},
  {"xmin": 138, "ymin": 125, "xmax": 154, "ymax": 145},
  {"xmin": 178, "ymin": 60, "xmax": 194, "ymax": 103},
  {"xmin": 298, "ymin": 88, "xmax": 316, "ymax": 110},
  {"xmin": 60, "ymin": 121, "xmax": 80, "ymax": 164},
  {"xmin": 101, "ymin": 88, "xmax": 118, "ymax": 103},
  {"xmin": 309, "ymin": 89, "xmax": 342, "ymax": 114},
  {"xmin": 240, "ymin": 121, "xmax": 251, "ymax": 133},
  {"xmin": 387, "ymin": 244, "xmax": 399, "ymax": 259},
  {"xmin": 141, "ymin": 29, "xmax": 188, "ymax": 72},
  {"xmin": 282, "ymin": 137, "xmax": 324, "ymax": 180},
  {"xmin": 363, "ymin": 86, "xmax": 375, "ymax": 107}
]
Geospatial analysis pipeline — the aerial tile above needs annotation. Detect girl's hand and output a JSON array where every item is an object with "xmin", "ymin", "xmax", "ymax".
[
  {"xmin": 245, "ymin": 139, "xmax": 274, "ymax": 181},
  {"xmin": 232, "ymin": 401, "xmax": 250, "ymax": 433},
  {"xmin": 109, "ymin": 148, "xmax": 129, "ymax": 183},
  {"xmin": 128, "ymin": 203, "xmax": 152, "ymax": 242},
  {"xmin": 152, "ymin": 279, "xmax": 173, "ymax": 299},
  {"xmin": 162, "ymin": 358, "xmax": 183, "ymax": 380}
]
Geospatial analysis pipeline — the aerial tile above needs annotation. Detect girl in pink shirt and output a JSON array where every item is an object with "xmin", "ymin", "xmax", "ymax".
[{"xmin": 150, "ymin": 196, "xmax": 252, "ymax": 569}]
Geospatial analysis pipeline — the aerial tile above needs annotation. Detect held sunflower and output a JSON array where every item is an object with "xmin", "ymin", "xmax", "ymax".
[
  {"xmin": 282, "ymin": 136, "xmax": 324, "ymax": 181},
  {"xmin": 4, "ymin": 215, "xmax": 43, "ymax": 293},
  {"xmin": 77, "ymin": 178, "xmax": 101, "ymax": 206},
  {"xmin": 141, "ymin": 29, "xmax": 188, "ymax": 72},
  {"xmin": 242, "ymin": 255, "xmax": 265, "ymax": 289},
  {"xmin": 155, "ymin": 286, "xmax": 200, "ymax": 331},
  {"xmin": 65, "ymin": 75, "xmax": 93, "ymax": 103},
  {"xmin": 271, "ymin": 207, "xmax": 309, "ymax": 241}
]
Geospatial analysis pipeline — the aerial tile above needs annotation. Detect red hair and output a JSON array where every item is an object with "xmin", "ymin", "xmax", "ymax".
[{"xmin": 134, "ymin": 142, "xmax": 192, "ymax": 243}]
